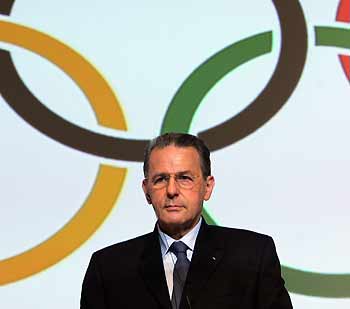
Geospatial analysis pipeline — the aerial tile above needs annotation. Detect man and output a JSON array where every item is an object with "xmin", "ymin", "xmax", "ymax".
[{"xmin": 81, "ymin": 133, "xmax": 293, "ymax": 309}]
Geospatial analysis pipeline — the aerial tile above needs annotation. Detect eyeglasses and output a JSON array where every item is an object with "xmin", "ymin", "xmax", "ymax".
[{"xmin": 148, "ymin": 173, "xmax": 199, "ymax": 190}]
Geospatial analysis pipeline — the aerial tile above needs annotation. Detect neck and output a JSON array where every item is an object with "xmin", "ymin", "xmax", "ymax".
[{"xmin": 159, "ymin": 218, "xmax": 200, "ymax": 240}]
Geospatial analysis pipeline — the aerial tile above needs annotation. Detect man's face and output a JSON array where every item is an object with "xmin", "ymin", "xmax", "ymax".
[{"xmin": 142, "ymin": 145, "xmax": 215, "ymax": 236}]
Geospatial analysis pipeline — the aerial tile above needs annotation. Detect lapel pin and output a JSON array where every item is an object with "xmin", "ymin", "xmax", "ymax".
[{"xmin": 212, "ymin": 256, "xmax": 216, "ymax": 261}]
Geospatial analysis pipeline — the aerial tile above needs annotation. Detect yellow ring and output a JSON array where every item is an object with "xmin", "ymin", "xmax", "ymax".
[{"xmin": 0, "ymin": 21, "xmax": 127, "ymax": 285}]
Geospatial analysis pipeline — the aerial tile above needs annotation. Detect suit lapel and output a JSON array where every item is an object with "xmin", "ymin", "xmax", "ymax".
[
  {"xmin": 139, "ymin": 229, "xmax": 172, "ymax": 309},
  {"xmin": 184, "ymin": 221, "xmax": 225, "ymax": 305}
]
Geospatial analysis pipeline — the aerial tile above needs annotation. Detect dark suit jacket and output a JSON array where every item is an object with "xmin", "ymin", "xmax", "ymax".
[{"xmin": 81, "ymin": 221, "xmax": 292, "ymax": 309}]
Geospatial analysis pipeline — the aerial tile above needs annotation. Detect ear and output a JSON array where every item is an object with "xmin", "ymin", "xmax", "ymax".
[
  {"xmin": 142, "ymin": 179, "xmax": 152, "ymax": 204},
  {"xmin": 203, "ymin": 176, "xmax": 215, "ymax": 201}
]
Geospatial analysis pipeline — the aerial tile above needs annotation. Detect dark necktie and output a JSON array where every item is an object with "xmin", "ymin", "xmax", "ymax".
[{"xmin": 170, "ymin": 241, "xmax": 190, "ymax": 309}]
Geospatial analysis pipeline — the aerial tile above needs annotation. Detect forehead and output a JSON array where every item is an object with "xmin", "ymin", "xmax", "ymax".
[{"xmin": 148, "ymin": 145, "xmax": 201, "ymax": 174}]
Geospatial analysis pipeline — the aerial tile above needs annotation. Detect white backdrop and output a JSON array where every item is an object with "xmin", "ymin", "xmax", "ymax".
[{"xmin": 1, "ymin": 1, "xmax": 349, "ymax": 308}]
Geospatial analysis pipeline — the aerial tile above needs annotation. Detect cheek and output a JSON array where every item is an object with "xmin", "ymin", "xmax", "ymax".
[
  {"xmin": 149, "ymin": 191, "xmax": 165, "ymax": 205},
  {"xmin": 184, "ymin": 192, "xmax": 202, "ymax": 207}
]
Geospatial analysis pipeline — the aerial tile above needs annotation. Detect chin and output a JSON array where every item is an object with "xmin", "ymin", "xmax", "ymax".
[
  {"xmin": 163, "ymin": 215, "xmax": 186, "ymax": 226},
  {"xmin": 160, "ymin": 213, "xmax": 196, "ymax": 230}
]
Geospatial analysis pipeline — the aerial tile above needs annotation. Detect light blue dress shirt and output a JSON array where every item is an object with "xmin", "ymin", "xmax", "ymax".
[{"xmin": 157, "ymin": 217, "xmax": 202, "ymax": 297}]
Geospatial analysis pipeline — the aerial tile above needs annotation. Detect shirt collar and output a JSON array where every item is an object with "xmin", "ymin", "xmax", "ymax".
[{"xmin": 158, "ymin": 217, "xmax": 202, "ymax": 257}]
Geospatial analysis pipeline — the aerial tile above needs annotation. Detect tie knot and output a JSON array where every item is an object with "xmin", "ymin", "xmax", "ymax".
[{"xmin": 169, "ymin": 241, "xmax": 188, "ymax": 256}]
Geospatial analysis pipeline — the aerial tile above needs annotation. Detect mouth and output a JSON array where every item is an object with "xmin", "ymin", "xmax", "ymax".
[{"xmin": 164, "ymin": 205, "xmax": 183, "ymax": 211}]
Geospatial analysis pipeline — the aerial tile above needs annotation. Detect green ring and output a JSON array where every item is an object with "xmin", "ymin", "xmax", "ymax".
[
  {"xmin": 161, "ymin": 31, "xmax": 272, "ymax": 133},
  {"xmin": 160, "ymin": 30, "xmax": 350, "ymax": 298},
  {"xmin": 315, "ymin": 26, "xmax": 350, "ymax": 49}
]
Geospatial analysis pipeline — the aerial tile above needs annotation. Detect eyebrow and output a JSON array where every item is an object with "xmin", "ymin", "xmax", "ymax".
[{"xmin": 150, "ymin": 171, "xmax": 193, "ymax": 180}]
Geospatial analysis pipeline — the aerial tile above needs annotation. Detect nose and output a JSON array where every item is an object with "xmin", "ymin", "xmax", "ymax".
[{"xmin": 166, "ymin": 175, "xmax": 179, "ymax": 198}]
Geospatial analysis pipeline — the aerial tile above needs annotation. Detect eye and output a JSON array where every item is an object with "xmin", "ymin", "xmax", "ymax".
[
  {"xmin": 177, "ymin": 175, "xmax": 194, "ymax": 182},
  {"xmin": 153, "ymin": 176, "xmax": 167, "ymax": 184}
]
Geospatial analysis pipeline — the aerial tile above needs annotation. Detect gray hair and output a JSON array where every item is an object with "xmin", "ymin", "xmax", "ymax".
[{"xmin": 143, "ymin": 132, "xmax": 211, "ymax": 178}]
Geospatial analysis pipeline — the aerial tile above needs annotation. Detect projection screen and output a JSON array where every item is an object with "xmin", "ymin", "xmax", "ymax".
[{"xmin": 0, "ymin": 1, "xmax": 349, "ymax": 308}]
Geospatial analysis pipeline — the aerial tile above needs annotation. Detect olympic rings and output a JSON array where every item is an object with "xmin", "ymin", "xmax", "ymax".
[
  {"xmin": 0, "ymin": 21, "xmax": 127, "ymax": 285},
  {"xmin": 0, "ymin": 0, "xmax": 349, "ymax": 298}
]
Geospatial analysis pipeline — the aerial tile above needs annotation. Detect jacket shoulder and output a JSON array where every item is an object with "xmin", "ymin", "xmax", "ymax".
[
  {"xmin": 207, "ymin": 224, "xmax": 271, "ymax": 239},
  {"xmin": 91, "ymin": 231, "xmax": 155, "ymax": 261},
  {"xmin": 205, "ymin": 224, "xmax": 274, "ymax": 250}
]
